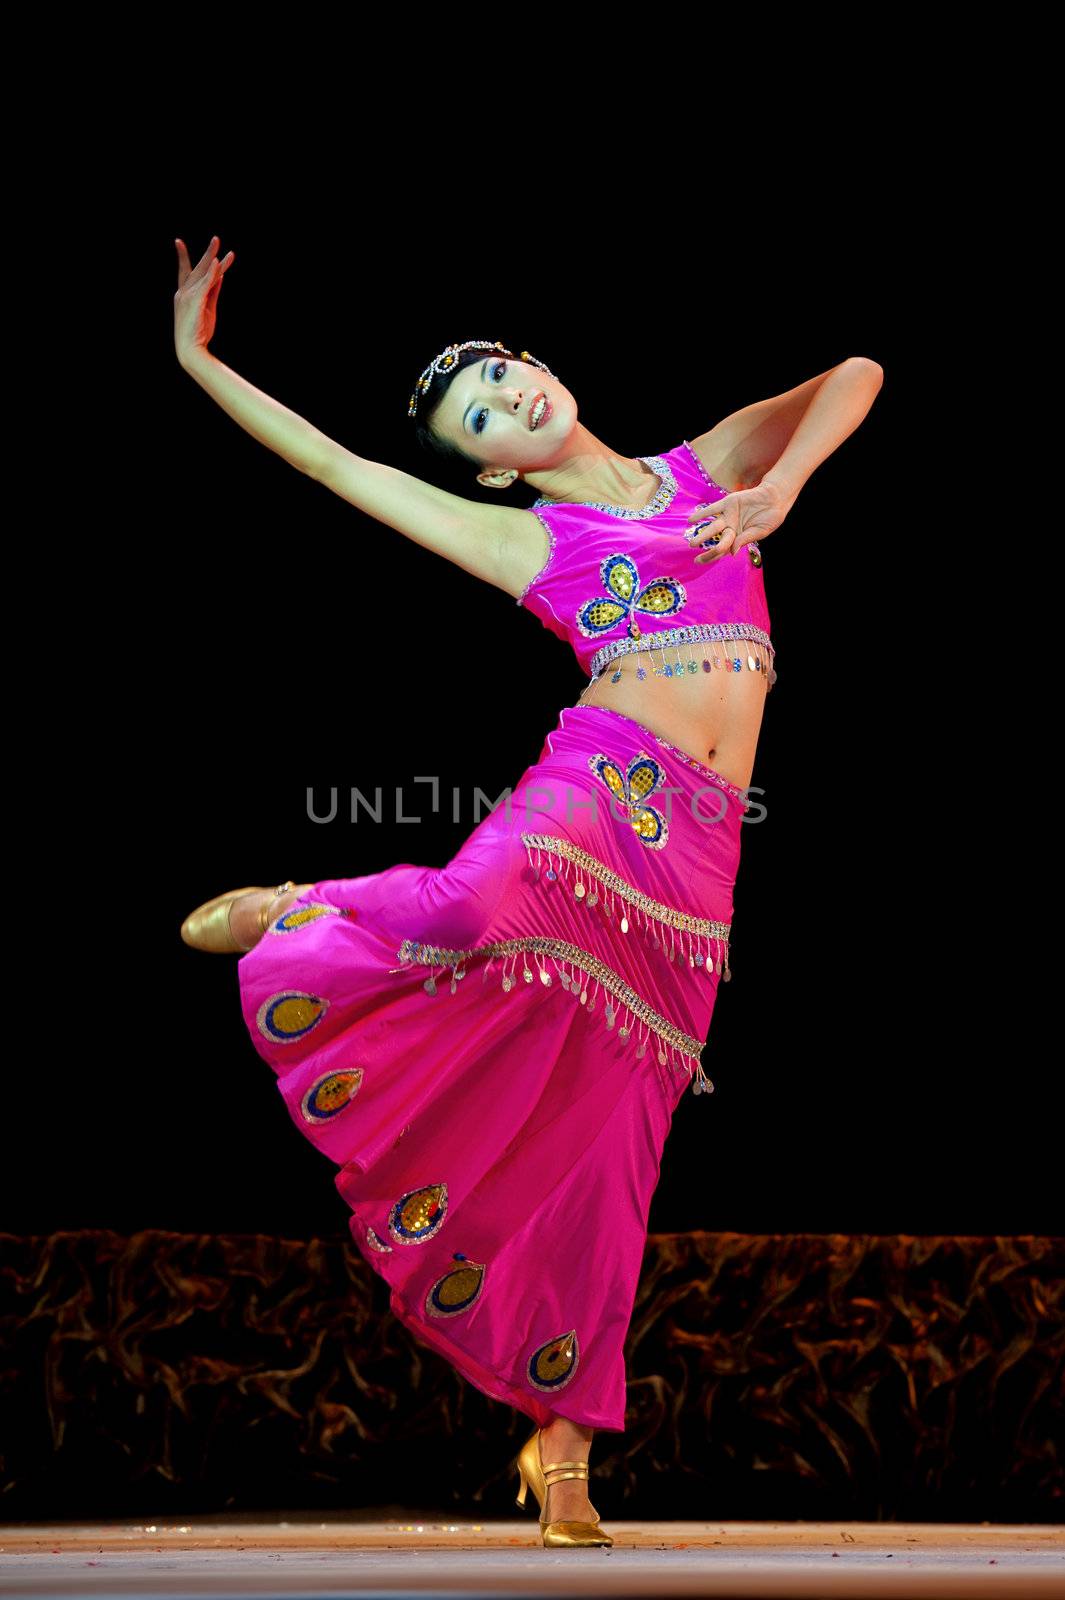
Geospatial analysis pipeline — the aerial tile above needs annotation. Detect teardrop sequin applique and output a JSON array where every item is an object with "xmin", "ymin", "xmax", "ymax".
[
  {"xmin": 588, "ymin": 749, "xmax": 670, "ymax": 848},
  {"xmin": 388, "ymin": 1182, "xmax": 448, "ymax": 1245},
  {"xmin": 425, "ymin": 1253, "xmax": 486, "ymax": 1318},
  {"xmin": 576, "ymin": 553, "xmax": 687, "ymax": 643},
  {"xmin": 527, "ymin": 1329, "xmax": 580, "ymax": 1393},
  {"xmin": 256, "ymin": 991, "xmax": 330, "ymax": 1044},
  {"xmin": 270, "ymin": 901, "xmax": 345, "ymax": 933},
  {"xmin": 300, "ymin": 1067, "xmax": 364, "ymax": 1122}
]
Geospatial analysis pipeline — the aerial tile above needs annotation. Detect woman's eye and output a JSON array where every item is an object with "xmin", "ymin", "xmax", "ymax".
[{"xmin": 475, "ymin": 361, "xmax": 508, "ymax": 434}]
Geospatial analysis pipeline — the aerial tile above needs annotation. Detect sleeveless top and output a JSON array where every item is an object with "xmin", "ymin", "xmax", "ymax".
[{"xmin": 515, "ymin": 440, "xmax": 775, "ymax": 691}]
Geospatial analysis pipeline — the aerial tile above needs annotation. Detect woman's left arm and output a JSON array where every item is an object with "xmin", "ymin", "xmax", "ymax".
[
  {"xmin": 685, "ymin": 359, "xmax": 884, "ymax": 561},
  {"xmin": 760, "ymin": 357, "xmax": 883, "ymax": 501}
]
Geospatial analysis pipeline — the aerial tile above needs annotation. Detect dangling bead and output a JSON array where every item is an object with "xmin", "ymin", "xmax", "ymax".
[{"xmin": 692, "ymin": 1061, "xmax": 715, "ymax": 1096}]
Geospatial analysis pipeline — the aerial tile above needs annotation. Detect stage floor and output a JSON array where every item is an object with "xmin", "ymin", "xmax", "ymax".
[{"xmin": 1, "ymin": 1516, "xmax": 1063, "ymax": 1597}]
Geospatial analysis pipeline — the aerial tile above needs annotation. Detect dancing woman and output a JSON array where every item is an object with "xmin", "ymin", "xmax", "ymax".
[{"xmin": 174, "ymin": 234, "xmax": 883, "ymax": 1548}]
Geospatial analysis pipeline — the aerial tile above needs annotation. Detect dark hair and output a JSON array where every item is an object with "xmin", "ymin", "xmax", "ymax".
[{"xmin": 409, "ymin": 346, "xmax": 503, "ymax": 478}]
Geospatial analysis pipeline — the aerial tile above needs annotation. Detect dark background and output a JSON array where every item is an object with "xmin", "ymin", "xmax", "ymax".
[{"xmin": 11, "ymin": 158, "xmax": 1051, "ymax": 1243}]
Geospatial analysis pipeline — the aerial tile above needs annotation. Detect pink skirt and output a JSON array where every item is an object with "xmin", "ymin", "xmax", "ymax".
[{"xmin": 236, "ymin": 701, "xmax": 748, "ymax": 1433}]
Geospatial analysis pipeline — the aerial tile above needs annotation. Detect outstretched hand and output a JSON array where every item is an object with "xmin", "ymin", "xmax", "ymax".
[
  {"xmin": 684, "ymin": 481, "xmax": 794, "ymax": 564},
  {"xmin": 174, "ymin": 234, "xmax": 235, "ymax": 367}
]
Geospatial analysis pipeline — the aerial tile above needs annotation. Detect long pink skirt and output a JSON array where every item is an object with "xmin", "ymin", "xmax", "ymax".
[{"xmin": 236, "ymin": 701, "xmax": 747, "ymax": 1433}]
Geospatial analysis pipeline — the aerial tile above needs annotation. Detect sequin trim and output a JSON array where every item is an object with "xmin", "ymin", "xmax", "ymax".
[
  {"xmin": 520, "ymin": 833, "xmax": 732, "ymax": 940},
  {"xmin": 516, "ymin": 506, "xmax": 558, "ymax": 606},
  {"xmin": 392, "ymin": 934, "xmax": 705, "ymax": 1062},
  {"xmin": 682, "ymin": 438, "xmax": 732, "ymax": 496},
  {"xmin": 530, "ymin": 452, "xmax": 679, "ymax": 520},
  {"xmin": 589, "ymin": 621, "xmax": 775, "ymax": 682}
]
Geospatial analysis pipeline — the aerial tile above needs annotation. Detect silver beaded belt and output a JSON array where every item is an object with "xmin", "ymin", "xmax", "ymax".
[{"xmin": 588, "ymin": 623, "xmax": 776, "ymax": 688}]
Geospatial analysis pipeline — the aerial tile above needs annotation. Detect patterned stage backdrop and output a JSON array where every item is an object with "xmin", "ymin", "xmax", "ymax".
[{"xmin": 0, "ymin": 1230, "xmax": 1061, "ymax": 1522}]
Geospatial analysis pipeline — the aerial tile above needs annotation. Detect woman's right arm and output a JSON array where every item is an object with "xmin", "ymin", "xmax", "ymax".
[
  {"xmin": 175, "ymin": 237, "xmax": 541, "ymax": 594},
  {"xmin": 181, "ymin": 347, "xmax": 541, "ymax": 591}
]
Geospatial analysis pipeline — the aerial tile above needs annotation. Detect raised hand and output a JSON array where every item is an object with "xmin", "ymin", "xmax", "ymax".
[
  {"xmin": 684, "ymin": 481, "xmax": 795, "ymax": 564},
  {"xmin": 173, "ymin": 234, "xmax": 235, "ymax": 367}
]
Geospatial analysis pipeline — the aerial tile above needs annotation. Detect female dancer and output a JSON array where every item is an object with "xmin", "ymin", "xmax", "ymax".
[{"xmin": 175, "ymin": 234, "xmax": 883, "ymax": 1548}]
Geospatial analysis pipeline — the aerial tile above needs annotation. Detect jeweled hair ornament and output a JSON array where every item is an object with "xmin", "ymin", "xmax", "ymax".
[{"xmin": 408, "ymin": 341, "xmax": 557, "ymax": 419}]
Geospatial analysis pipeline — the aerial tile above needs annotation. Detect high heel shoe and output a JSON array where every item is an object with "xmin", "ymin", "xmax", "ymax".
[
  {"xmin": 514, "ymin": 1427, "xmax": 613, "ymax": 1548},
  {"xmin": 180, "ymin": 881, "xmax": 297, "ymax": 953}
]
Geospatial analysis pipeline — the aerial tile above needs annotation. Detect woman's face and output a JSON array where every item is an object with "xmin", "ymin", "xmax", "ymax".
[{"xmin": 430, "ymin": 354, "xmax": 576, "ymax": 475}]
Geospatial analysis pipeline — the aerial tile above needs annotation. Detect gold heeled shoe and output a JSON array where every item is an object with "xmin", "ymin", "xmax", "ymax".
[
  {"xmin": 180, "ymin": 881, "xmax": 297, "ymax": 953},
  {"xmin": 514, "ymin": 1427, "xmax": 613, "ymax": 1548}
]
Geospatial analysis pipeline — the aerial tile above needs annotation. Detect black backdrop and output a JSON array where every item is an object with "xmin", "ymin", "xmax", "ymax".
[{"xmin": 10, "ymin": 167, "xmax": 1053, "ymax": 1244}]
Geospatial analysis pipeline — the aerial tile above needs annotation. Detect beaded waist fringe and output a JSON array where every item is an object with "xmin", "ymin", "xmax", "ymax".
[
  {"xmin": 387, "ymin": 833, "xmax": 733, "ymax": 1099},
  {"xmin": 588, "ymin": 622, "xmax": 776, "ymax": 690}
]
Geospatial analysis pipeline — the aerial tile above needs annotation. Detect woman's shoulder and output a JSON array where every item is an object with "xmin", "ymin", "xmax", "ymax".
[{"xmin": 494, "ymin": 503, "xmax": 561, "ymax": 604}]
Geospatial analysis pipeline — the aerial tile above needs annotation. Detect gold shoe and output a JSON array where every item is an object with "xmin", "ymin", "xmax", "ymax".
[
  {"xmin": 514, "ymin": 1427, "xmax": 613, "ymax": 1549},
  {"xmin": 180, "ymin": 881, "xmax": 297, "ymax": 953}
]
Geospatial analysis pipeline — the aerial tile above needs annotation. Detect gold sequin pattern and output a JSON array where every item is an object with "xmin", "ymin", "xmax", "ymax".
[
  {"xmin": 640, "ymin": 581, "xmax": 683, "ymax": 614},
  {"xmin": 269, "ymin": 901, "xmax": 343, "ymax": 933},
  {"xmin": 425, "ymin": 1259, "xmax": 486, "ymax": 1318},
  {"xmin": 392, "ymin": 935, "xmax": 705, "ymax": 1061},
  {"xmin": 520, "ymin": 833, "xmax": 732, "ymax": 940},
  {"xmin": 387, "ymin": 1182, "xmax": 448, "ymax": 1245},
  {"xmin": 300, "ymin": 1067, "xmax": 364, "ymax": 1122},
  {"xmin": 527, "ymin": 1330, "xmax": 580, "ymax": 1393},
  {"xmin": 255, "ymin": 991, "xmax": 330, "ymax": 1044}
]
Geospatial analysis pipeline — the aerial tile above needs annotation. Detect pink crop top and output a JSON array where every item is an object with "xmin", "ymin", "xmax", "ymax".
[{"xmin": 515, "ymin": 440, "xmax": 775, "ymax": 691}]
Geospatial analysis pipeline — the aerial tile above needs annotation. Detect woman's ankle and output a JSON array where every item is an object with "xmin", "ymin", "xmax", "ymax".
[
  {"xmin": 229, "ymin": 884, "xmax": 313, "ymax": 951},
  {"xmin": 540, "ymin": 1416, "xmax": 594, "ymax": 1458}
]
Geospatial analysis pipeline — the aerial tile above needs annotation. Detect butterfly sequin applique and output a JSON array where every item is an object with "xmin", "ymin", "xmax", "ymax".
[
  {"xmin": 588, "ymin": 749, "xmax": 670, "ymax": 849},
  {"xmin": 576, "ymin": 553, "xmax": 687, "ymax": 642}
]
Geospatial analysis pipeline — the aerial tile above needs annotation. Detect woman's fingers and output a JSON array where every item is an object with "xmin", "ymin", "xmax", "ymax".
[
  {"xmin": 175, "ymin": 237, "xmax": 232, "ymax": 292},
  {"xmin": 174, "ymin": 235, "xmax": 219, "ymax": 287},
  {"xmin": 684, "ymin": 515, "xmax": 721, "ymax": 549},
  {"xmin": 687, "ymin": 497, "xmax": 731, "ymax": 522}
]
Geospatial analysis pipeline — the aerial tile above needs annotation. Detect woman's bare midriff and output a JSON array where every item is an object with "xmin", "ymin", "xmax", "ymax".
[{"xmin": 573, "ymin": 654, "xmax": 768, "ymax": 792}]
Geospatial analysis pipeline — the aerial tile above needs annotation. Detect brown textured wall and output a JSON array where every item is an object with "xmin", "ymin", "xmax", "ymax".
[{"xmin": 1, "ymin": 1230, "xmax": 1062, "ymax": 1522}]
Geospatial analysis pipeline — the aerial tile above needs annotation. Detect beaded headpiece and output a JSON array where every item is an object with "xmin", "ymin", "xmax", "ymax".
[{"xmin": 408, "ymin": 340, "xmax": 557, "ymax": 420}]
